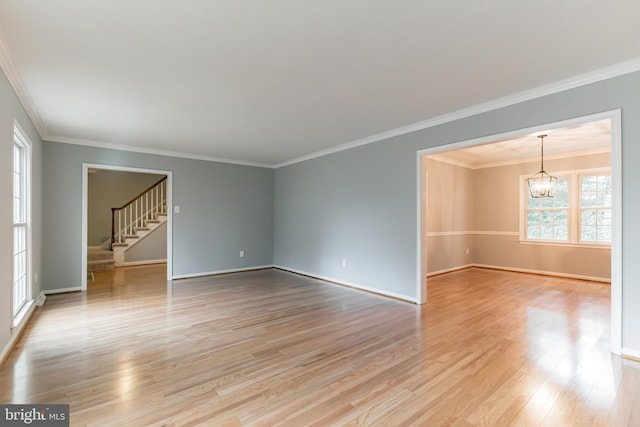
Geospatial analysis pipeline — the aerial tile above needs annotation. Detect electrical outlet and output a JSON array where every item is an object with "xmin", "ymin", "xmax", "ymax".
[
  {"xmin": 342, "ymin": 258, "xmax": 347, "ymax": 268},
  {"xmin": 466, "ymin": 248, "xmax": 470, "ymax": 255},
  {"xmin": 240, "ymin": 250, "xmax": 245, "ymax": 258},
  {"xmin": 174, "ymin": 206, "xmax": 180, "ymax": 214}
]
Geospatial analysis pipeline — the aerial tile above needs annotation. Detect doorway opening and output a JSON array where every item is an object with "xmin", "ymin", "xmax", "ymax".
[
  {"xmin": 81, "ymin": 164, "xmax": 173, "ymax": 291},
  {"xmin": 417, "ymin": 110, "xmax": 622, "ymax": 355}
]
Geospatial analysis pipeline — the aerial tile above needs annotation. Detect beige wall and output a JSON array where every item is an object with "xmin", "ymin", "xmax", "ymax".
[
  {"xmin": 426, "ymin": 158, "xmax": 474, "ymax": 272},
  {"xmin": 426, "ymin": 153, "xmax": 611, "ymax": 280}
]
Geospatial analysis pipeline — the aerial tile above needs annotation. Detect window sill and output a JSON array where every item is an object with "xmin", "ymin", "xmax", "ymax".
[{"xmin": 519, "ymin": 240, "xmax": 610, "ymax": 249}]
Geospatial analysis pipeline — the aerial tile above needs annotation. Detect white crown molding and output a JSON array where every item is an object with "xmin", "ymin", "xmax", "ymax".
[
  {"xmin": 1, "ymin": 15, "xmax": 638, "ymax": 170},
  {"xmin": 425, "ymin": 153, "xmax": 473, "ymax": 169},
  {"xmin": 47, "ymin": 135, "xmax": 273, "ymax": 169},
  {"xmin": 0, "ymin": 28, "xmax": 49, "ymax": 140},
  {"xmin": 276, "ymin": 57, "xmax": 640, "ymax": 168},
  {"xmin": 473, "ymin": 146, "xmax": 611, "ymax": 169},
  {"xmin": 430, "ymin": 146, "xmax": 611, "ymax": 170}
]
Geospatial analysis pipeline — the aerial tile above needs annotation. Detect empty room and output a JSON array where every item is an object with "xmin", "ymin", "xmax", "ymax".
[{"xmin": 1, "ymin": 1, "xmax": 640, "ymax": 425}]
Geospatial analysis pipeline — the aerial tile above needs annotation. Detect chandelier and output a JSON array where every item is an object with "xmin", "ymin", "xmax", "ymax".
[{"xmin": 527, "ymin": 134, "xmax": 557, "ymax": 198}]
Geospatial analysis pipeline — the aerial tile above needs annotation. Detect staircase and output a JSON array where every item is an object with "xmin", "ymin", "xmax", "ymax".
[
  {"xmin": 88, "ymin": 176, "xmax": 167, "ymax": 272},
  {"xmin": 111, "ymin": 210, "xmax": 167, "ymax": 266},
  {"xmin": 88, "ymin": 248, "xmax": 116, "ymax": 271}
]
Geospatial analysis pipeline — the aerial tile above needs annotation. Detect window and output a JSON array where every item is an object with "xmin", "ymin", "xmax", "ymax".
[
  {"xmin": 580, "ymin": 174, "xmax": 612, "ymax": 243},
  {"xmin": 13, "ymin": 124, "xmax": 31, "ymax": 318},
  {"xmin": 522, "ymin": 169, "xmax": 611, "ymax": 245},
  {"xmin": 526, "ymin": 177, "xmax": 569, "ymax": 241}
]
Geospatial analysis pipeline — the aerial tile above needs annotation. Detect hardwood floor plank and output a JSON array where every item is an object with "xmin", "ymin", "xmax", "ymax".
[{"xmin": 1, "ymin": 265, "xmax": 638, "ymax": 426}]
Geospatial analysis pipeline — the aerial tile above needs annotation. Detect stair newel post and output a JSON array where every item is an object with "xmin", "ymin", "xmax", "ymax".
[
  {"xmin": 111, "ymin": 207, "xmax": 116, "ymax": 250},
  {"xmin": 118, "ymin": 210, "xmax": 122, "ymax": 243}
]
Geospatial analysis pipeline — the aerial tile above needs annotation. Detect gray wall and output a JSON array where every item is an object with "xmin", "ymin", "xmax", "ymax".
[
  {"xmin": 0, "ymin": 69, "xmax": 43, "ymax": 356},
  {"xmin": 274, "ymin": 71, "xmax": 640, "ymax": 352},
  {"xmin": 88, "ymin": 169, "xmax": 165, "ymax": 246},
  {"xmin": 275, "ymin": 140, "xmax": 417, "ymax": 298},
  {"xmin": 42, "ymin": 142, "xmax": 274, "ymax": 288}
]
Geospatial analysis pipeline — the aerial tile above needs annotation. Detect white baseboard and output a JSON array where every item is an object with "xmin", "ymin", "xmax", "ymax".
[
  {"xmin": 274, "ymin": 265, "xmax": 417, "ymax": 304},
  {"xmin": 622, "ymin": 347, "xmax": 640, "ymax": 361},
  {"xmin": 123, "ymin": 259, "xmax": 167, "ymax": 267},
  {"xmin": 472, "ymin": 264, "xmax": 611, "ymax": 283},
  {"xmin": 0, "ymin": 301, "xmax": 36, "ymax": 366},
  {"xmin": 426, "ymin": 264, "xmax": 610, "ymax": 283},
  {"xmin": 42, "ymin": 287, "xmax": 83, "ymax": 295},
  {"xmin": 172, "ymin": 265, "xmax": 274, "ymax": 280},
  {"xmin": 427, "ymin": 264, "xmax": 474, "ymax": 277}
]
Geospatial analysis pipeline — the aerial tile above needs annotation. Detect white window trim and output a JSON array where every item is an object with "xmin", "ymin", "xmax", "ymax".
[
  {"xmin": 519, "ymin": 166, "xmax": 611, "ymax": 248},
  {"xmin": 12, "ymin": 120, "xmax": 32, "ymax": 326}
]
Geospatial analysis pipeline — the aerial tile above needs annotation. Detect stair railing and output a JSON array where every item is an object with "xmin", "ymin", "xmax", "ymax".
[{"xmin": 110, "ymin": 176, "xmax": 167, "ymax": 249}]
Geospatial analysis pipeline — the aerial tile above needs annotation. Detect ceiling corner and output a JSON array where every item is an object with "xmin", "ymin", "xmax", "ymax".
[{"xmin": 0, "ymin": 29, "xmax": 49, "ymax": 140}]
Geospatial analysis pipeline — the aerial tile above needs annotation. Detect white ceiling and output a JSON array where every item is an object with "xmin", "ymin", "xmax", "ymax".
[
  {"xmin": 430, "ymin": 119, "xmax": 612, "ymax": 169},
  {"xmin": 0, "ymin": 1, "xmax": 639, "ymax": 167}
]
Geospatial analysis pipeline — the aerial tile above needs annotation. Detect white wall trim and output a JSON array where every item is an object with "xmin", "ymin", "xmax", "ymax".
[
  {"xmin": 426, "ymin": 230, "xmax": 611, "ymax": 247},
  {"xmin": 0, "ymin": 32, "xmax": 48, "ymax": 139},
  {"xmin": 622, "ymin": 348, "xmax": 640, "ymax": 361},
  {"xmin": 427, "ymin": 231, "xmax": 471, "ymax": 237},
  {"xmin": 49, "ymin": 136, "xmax": 272, "ymax": 169},
  {"xmin": 427, "ymin": 264, "xmax": 474, "ymax": 277},
  {"xmin": 0, "ymin": 302, "xmax": 36, "ymax": 366},
  {"xmin": 426, "ymin": 264, "xmax": 610, "ymax": 283},
  {"xmin": 275, "ymin": 265, "xmax": 417, "ymax": 304},
  {"xmin": 428, "ymin": 146, "xmax": 611, "ymax": 170},
  {"xmin": 82, "ymin": 163, "xmax": 173, "ymax": 291},
  {"xmin": 277, "ymin": 58, "xmax": 640, "ymax": 168},
  {"xmin": 172, "ymin": 265, "xmax": 274, "ymax": 280},
  {"xmin": 427, "ymin": 231, "xmax": 520, "ymax": 237},
  {"xmin": 42, "ymin": 287, "xmax": 82, "ymax": 295},
  {"xmin": 472, "ymin": 264, "xmax": 610, "ymax": 283},
  {"xmin": 609, "ymin": 109, "xmax": 623, "ymax": 356},
  {"xmin": 123, "ymin": 260, "xmax": 167, "ymax": 267},
  {"xmin": 517, "ymin": 241, "xmax": 611, "ymax": 250},
  {"xmin": 473, "ymin": 231, "xmax": 520, "ymax": 236},
  {"xmin": 417, "ymin": 111, "xmax": 619, "ymax": 158},
  {"xmin": 470, "ymin": 147, "xmax": 611, "ymax": 170},
  {"xmin": 2, "ymin": 19, "xmax": 637, "ymax": 172}
]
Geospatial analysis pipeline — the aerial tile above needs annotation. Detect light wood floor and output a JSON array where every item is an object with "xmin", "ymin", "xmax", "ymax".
[{"xmin": 1, "ymin": 266, "xmax": 639, "ymax": 426}]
